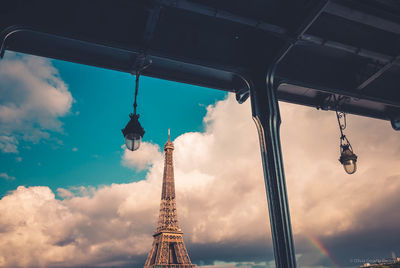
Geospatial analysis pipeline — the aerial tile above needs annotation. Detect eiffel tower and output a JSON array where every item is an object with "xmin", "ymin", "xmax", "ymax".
[{"xmin": 144, "ymin": 130, "xmax": 194, "ymax": 268}]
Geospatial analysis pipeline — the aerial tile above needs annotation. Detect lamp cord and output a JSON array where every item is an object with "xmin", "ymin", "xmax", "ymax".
[
  {"xmin": 131, "ymin": 52, "xmax": 152, "ymax": 115},
  {"xmin": 133, "ymin": 70, "xmax": 140, "ymax": 115},
  {"xmin": 336, "ymin": 110, "xmax": 346, "ymax": 139},
  {"xmin": 333, "ymin": 95, "xmax": 352, "ymax": 151}
]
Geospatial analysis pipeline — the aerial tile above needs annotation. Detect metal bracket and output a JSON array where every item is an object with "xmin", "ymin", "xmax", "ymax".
[
  {"xmin": 0, "ymin": 25, "xmax": 30, "ymax": 59},
  {"xmin": 234, "ymin": 74, "xmax": 251, "ymax": 104},
  {"xmin": 357, "ymin": 56, "xmax": 400, "ymax": 90},
  {"xmin": 131, "ymin": 53, "xmax": 152, "ymax": 75},
  {"xmin": 235, "ymin": 87, "xmax": 250, "ymax": 104},
  {"xmin": 391, "ymin": 116, "xmax": 400, "ymax": 131}
]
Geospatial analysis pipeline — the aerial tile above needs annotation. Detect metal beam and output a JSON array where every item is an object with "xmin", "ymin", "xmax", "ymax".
[
  {"xmin": 299, "ymin": 34, "xmax": 397, "ymax": 64},
  {"xmin": 249, "ymin": 2, "xmax": 328, "ymax": 267},
  {"xmin": 357, "ymin": 56, "xmax": 400, "ymax": 90},
  {"xmin": 3, "ymin": 1, "xmax": 398, "ymax": 67},
  {"xmin": 159, "ymin": 0, "xmax": 399, "ymax": 66},
  {"xmin": 158, "ymin": 0, "xmax": 287, "ymax": 37},
  {"xmin": 325, "ymin": 1, "xmax": 400, "ymax": 35},
  {"xmin": 142, "ymin": 4, "xmax": 162, "ymax": 47}
]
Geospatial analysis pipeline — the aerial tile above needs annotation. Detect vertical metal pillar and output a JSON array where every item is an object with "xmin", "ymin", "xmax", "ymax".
[
  {"xmin": 250, "ymin": 70, "xmax": 296, "ymax": 268},
  {"xmin": 249, "ymin": 2, "xmax": 329, "ymax": 267}
]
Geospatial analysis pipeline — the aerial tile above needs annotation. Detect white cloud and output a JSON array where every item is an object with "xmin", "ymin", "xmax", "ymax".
[
  {"xmin": 56, "ymin": 188, "xmax": 74, "ymax": 199},
  {"xmin": 122, "ymin": 141, "xmax": 163, "ymax": 171},
  {"xmin": 0, "ymin": 185, "xmax": 156, "ymax": 268},
  {"xmin": 0, "ymin": 172, "xmax": 15, "ymax": 180},
  {"xmin": 0, "ymin": 135, "xmax": 18, "ymax": 153},
  {"xmin": 0, "ymin": 95, "xmax": 399, "ymax": 267},
  {"xmin": 15, "ymin": 156, "xmax": 22, "ymax": 162},
  {"xmin": 72, "ymin": 147, "xmax": 78, "ymax": 152},
  {"xmin": 0, "ymin": 52, "xmax": 73, "ymax": 153}
]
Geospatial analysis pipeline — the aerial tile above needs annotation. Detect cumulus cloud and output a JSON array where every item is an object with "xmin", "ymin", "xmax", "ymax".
[
  {"xmin": 121, "ymin": 142, "xmax": 163, "ymax": 171},
  {"xmin": 0, "ymin": 172, "xmax": 15, "ymax": 180},
  {"xmin": 0, "ymin": 185, "xmax": 155, "ymax": 268},
  {"xmin": 56, "ymin": 188, "xmax": 74, "ymax": 199},
  {"xmin": 0, "ymin": 52, "xmax": 73, "ymax": 153},
  {"xmin": 0, "ymin": 95, "xmax": 399, "ymax": 268},
  {"xmin": 0, "ymin": 135, "xmax": 18, "ymax": 153}
]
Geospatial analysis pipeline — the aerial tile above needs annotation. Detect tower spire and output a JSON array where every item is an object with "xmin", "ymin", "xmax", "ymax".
[
  {"xmin": 158, "ymin": 130, "xmax": 178, "ymax": 232},
  {"xmin": 144, "ymin": 135, "xmax": 194, "ymax": 268}
]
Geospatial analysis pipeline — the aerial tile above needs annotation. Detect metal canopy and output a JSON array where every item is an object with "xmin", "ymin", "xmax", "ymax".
[
  {"xmin": 1, "ymin": 0, "xmax": 400, "ymax": 125},
  {"xmin": 2, "ymin": 1, "xmax": 400, "ymax": 268}
]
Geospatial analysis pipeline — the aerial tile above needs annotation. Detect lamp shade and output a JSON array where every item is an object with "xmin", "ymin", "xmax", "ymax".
[
  {"xmin": 124, "ymin": 133, "xmax": 141, "ymax": 151},
  {"xmin": 122, "ymin": 114, "xmax": 145, "ymax": 151},
  {"xmin": 339, "ymin": 146, "xmax": 358, "ymax": 174}
]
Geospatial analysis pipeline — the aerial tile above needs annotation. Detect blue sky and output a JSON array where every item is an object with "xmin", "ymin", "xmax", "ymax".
[{"xmin": 0, "ymin": 52, "xmax": 226, "ymax": 197}]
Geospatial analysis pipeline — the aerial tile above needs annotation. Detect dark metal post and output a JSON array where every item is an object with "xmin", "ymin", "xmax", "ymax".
[
  {"xmin": 249, "ymin": 2, "xmax": 329, "ymax": 267},
  {"xmin": 250, "ymin": 71, "xmax": 296, "ymax": 268}
]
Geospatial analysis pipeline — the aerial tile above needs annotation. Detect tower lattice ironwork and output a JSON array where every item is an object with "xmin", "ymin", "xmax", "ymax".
[{"xmin": 144, "ymin": 131, "xmax": 194, "ymax": 268}]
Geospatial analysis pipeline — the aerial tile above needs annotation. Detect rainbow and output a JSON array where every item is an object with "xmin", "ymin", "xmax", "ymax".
[{"xmin": 307, "ymin": 234, "xmax": 341, "ymax": 268}]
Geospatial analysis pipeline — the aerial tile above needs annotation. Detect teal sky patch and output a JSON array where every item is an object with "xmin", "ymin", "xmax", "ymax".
[{"xmin": 0, "ymin": 52, "xmax": 227, "ymax": 197}]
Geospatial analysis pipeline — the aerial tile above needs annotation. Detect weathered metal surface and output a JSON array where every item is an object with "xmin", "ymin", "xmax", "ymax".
[{"xmin": 1, "ymin": 0, "xmax": 399, "ymax": 123}]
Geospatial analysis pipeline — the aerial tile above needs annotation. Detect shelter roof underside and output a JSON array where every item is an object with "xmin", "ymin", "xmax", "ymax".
[{"xmin": 1, "ymin": 0, "xmax": 399, "ymax": 122}]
